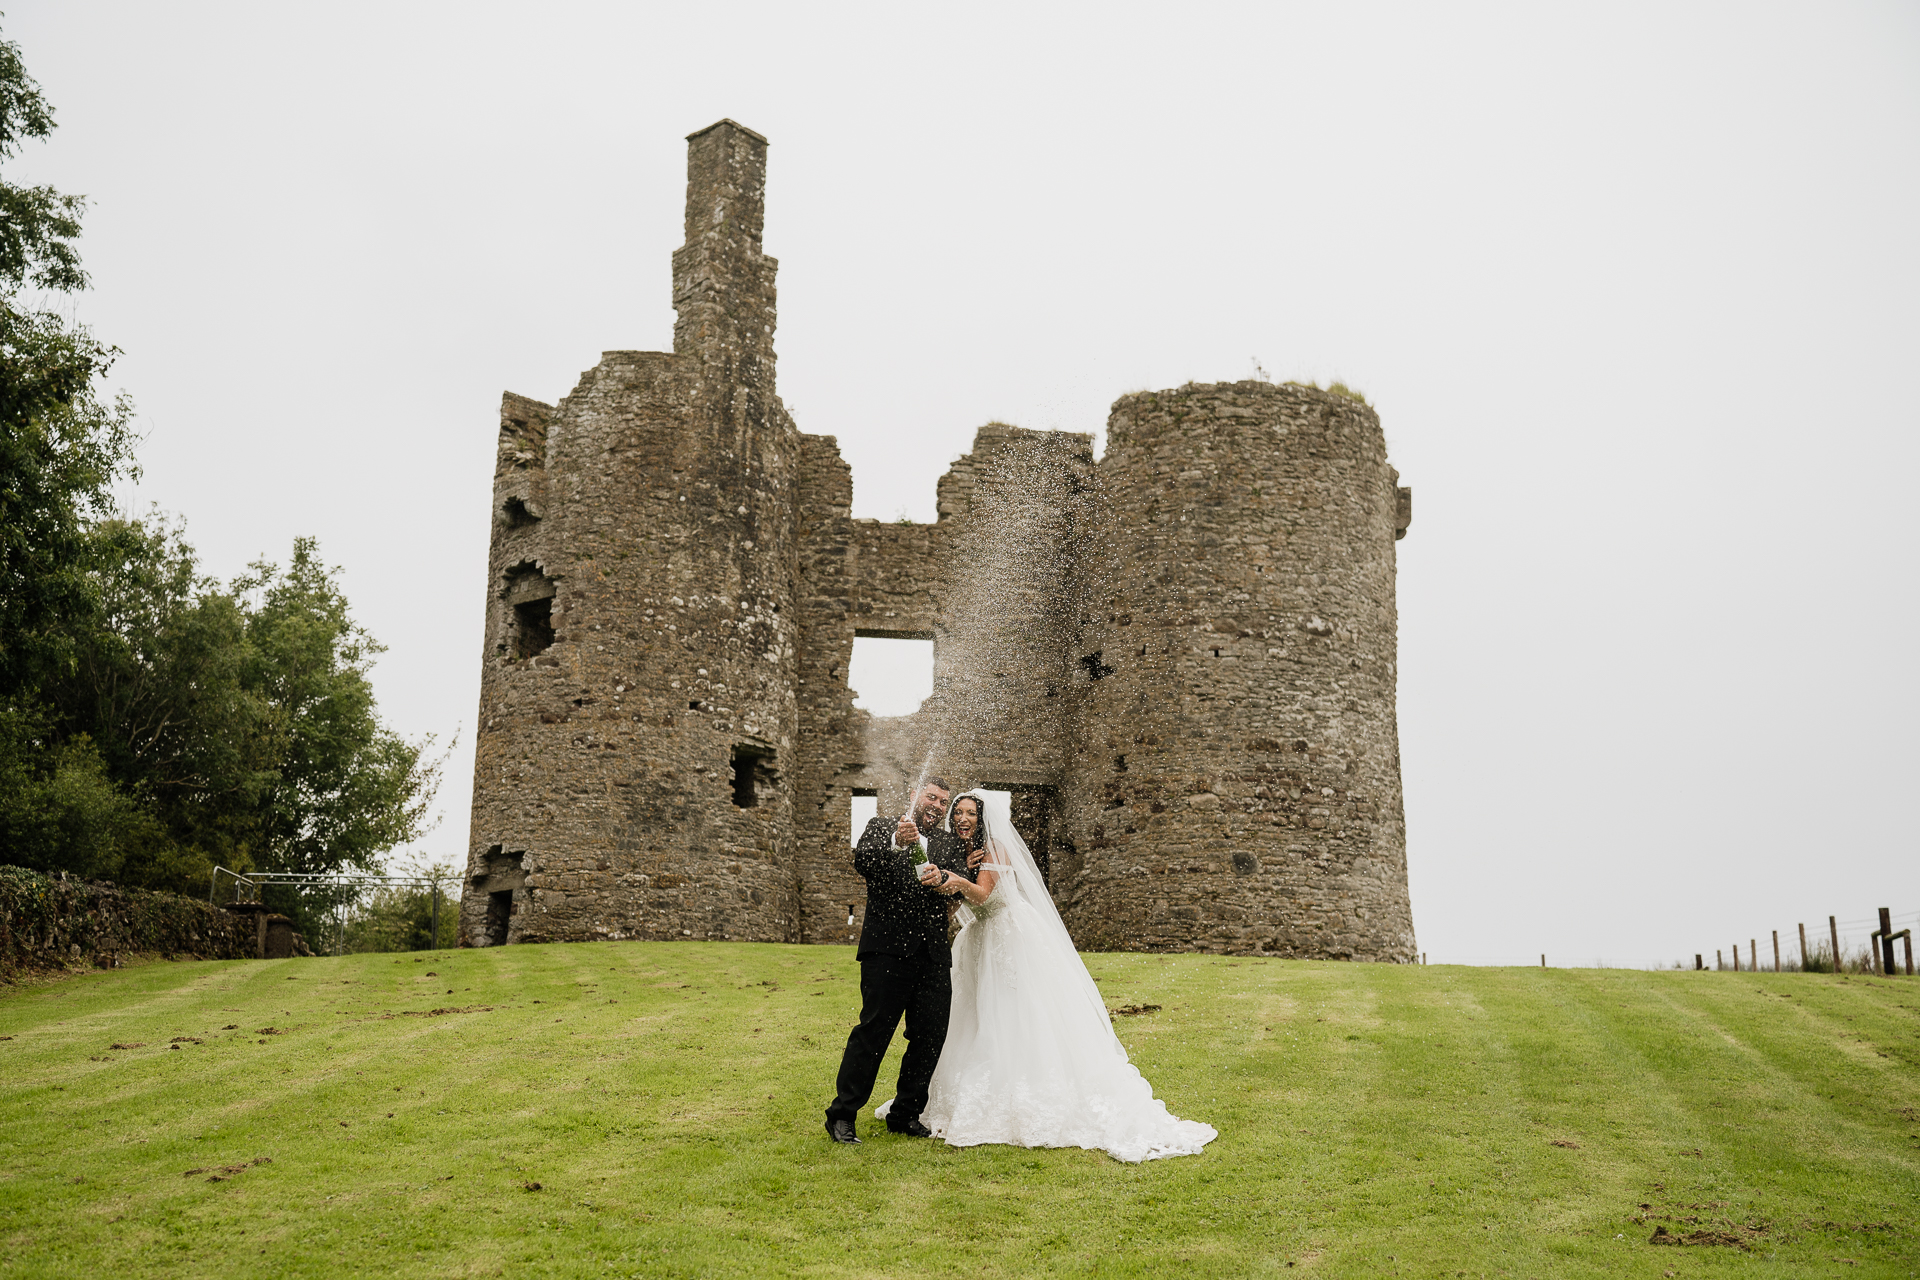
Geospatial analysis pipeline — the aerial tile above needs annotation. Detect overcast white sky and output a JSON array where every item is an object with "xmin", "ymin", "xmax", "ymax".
[{"xmin": 12, "ymin": 2, "xmax": 1917, "ymax": 965}]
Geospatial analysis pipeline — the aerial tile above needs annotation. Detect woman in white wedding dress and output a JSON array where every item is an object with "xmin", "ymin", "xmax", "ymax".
[{"xmin": 878, "ymin": 789, "xmax": 1216, "ymax": 1163}]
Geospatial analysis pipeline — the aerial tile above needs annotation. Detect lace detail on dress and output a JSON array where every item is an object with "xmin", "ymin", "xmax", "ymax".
[{"xmin": 967, "ymin": 862, "xmax": 1014, "ymax": 921}]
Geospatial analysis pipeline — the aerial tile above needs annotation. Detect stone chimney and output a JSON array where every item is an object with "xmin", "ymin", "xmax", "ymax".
[{"xmin": 671, "ymin": 119, "xmax": 777, "ymax": 396}]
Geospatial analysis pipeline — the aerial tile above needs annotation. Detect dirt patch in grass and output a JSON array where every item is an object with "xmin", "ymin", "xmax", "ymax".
[
  {"xmin": 184, "ymin": 1157, "xmax": 272, "ymax": 1183},
  {"xmin": 1649, "ymin": 1222, "xmax": 1767, "ymax": 1249}
]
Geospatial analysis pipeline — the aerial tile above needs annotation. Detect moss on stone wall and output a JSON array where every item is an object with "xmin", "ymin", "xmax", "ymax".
[{"xmin": 0, "ymin": 866, "xmax": 253, "ymax": 975}]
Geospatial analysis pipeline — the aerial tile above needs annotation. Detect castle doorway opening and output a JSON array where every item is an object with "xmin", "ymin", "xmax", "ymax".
[
  {"xmin": 484, "ymin": 891, "xmax": 512, "ymax": 946},
  {"xmin": 975, "ymin": 784, "xmax": 1058, "ymax": 888},
  {"xmin": 471, "ymin": 846, "xmax": 527, "ymax": 946}
]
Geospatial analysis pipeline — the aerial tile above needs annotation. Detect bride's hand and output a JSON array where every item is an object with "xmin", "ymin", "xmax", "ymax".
[{"xmin": 966, "ymin": 847, "xmax": 987, "ymax": 871}]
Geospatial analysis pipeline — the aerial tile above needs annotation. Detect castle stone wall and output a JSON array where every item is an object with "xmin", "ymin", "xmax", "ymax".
[
  {"xmin": 462, "ymin": 121, "xmax": 803, "ymax": 948},
  {"xmin": 463, "ymin": 122, "xmax": 1416, "ymax": 959}
]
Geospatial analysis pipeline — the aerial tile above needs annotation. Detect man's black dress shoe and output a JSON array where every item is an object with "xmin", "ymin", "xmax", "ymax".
[
  {"xmin": 826, "ymin": 1118, "xmax": 860, "ymax": 1144},
  {"xmin": 887, "ymin": 1118, "xmax": 933, "ymax": 1138}
]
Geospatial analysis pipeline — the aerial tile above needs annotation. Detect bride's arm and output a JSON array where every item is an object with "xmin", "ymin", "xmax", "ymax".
[{"xmin": 937, "ymin": 850, "xmax": 999, "ymax": 904}]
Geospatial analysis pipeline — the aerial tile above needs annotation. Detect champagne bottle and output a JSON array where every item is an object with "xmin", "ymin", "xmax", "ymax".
[{"xmin": 903, "ymin": 818, "xmax": 928, "ymax": 875}]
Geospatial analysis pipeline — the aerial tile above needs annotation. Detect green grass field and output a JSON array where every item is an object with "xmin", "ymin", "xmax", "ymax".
[{"xmin": 1, "ymin": 943, "xmax": 1915, "ymax": 1278}]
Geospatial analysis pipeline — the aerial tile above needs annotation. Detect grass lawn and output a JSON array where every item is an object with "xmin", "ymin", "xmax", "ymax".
[{"xmin": 0, "ymin": 943, "xmax": 1915, "ymax": 1278}]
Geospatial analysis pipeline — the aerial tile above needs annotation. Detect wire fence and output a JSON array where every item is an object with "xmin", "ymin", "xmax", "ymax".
[
  {"xmin": 1423, "ymin": 908, "xmax": 1919, "ymax": 972},
  {"xmin": 209, "ymin": 866, "xmax": 463, "ymax": 955}
]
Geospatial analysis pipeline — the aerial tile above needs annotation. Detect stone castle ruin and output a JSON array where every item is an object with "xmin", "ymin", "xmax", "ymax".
[{"xmin": 462, "ymin": 120, "xmax": 1417, "ymax": 961}]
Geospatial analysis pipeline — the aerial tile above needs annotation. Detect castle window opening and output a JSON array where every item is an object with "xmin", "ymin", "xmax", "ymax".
[
  {"xmin": 848, "ymin": 634, "xmax": 933, "ymax": 717},
  {"xmin": 731, "ymin": 745, "xmax": 777, "ymax": 808},
  {"xmin": 514, "ymin": 599, "xmax": 554, "ymax": 658},
  {"xmin": 503, "ymin": 496, "xmax": 540, "ymax": 528},
  {"xmin": 503, "ymin": 564, "xmax": 557, "ymax": 660},
  {"xmin": 850, "ymin": 789, "xmax": 878, "ymax": 846}
]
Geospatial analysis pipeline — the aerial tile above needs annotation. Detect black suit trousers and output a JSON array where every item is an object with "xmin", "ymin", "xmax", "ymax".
[{"xmin": 826, "ymin": 949, "xmax": 951, "ymax": 1129}]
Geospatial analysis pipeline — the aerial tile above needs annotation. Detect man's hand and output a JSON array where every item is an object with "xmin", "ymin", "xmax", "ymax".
[
  {"xmin": 967, "ymin": 847, "xmax": 988, "ymax": 871},
  {"xmin": 917, "ymin": 862, "xmax": 944, "ymax": 889},
  {"xmin": 894, "ymin": 816, "xmax": 920, "ymax": 849}
]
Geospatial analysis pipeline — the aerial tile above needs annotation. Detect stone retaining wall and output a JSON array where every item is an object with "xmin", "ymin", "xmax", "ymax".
[{"xmin": 0, "ymin": 867, "xmax": 255, "ymax": 974}]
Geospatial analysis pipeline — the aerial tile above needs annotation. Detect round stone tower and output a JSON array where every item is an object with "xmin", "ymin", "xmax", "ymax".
[{"xmin": 1055, "ymin": 380, "xmax": 1416, "ymax": 960}]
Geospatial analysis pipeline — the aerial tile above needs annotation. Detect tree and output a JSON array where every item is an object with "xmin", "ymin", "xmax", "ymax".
[
  {"xmin": 235, "ymin": 538, "xmax": 443, "ymax": 879},
  {"xmin": 343, "ymin": 859, "xmax": 461, "ymax": 953},
  {"xmin": 0, "ymin": 34, "xmax": 86, "ymax": 295},
  {"xmin": 28, "ymin": 521, "xmax": 444, "ymax": 899},
  {"xmin": 0, "ymin": 27, "xmax": 443, "ymax": 904},
  {"xmin": 0, "ymin": 29, "xmax": 134, "ymax": 698},
  {"xmin": 0, "ymin": 24, "xmax": 147, "ymax": 881},
  {"xmin": 35, "ymin": 515, "xmax": 267, "ymax": 891}
]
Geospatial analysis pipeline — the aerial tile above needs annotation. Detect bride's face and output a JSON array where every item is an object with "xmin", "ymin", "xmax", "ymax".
[{"xmin": 951, "ymin": 799, "xmax": 980, "ymax": 842}]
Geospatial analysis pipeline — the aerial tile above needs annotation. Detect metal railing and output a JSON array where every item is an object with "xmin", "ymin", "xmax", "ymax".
[{"xmin": 209, "ymin": 867, "xmax": 458, "ymax": 955}]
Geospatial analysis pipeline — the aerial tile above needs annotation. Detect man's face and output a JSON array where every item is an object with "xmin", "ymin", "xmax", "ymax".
[{"xmin": 913, "ymin": 785, "xmax": 950, "ymax": 831}]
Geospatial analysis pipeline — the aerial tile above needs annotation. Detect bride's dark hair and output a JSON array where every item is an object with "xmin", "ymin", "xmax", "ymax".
[{"xmin": 948, "ymin": 794, "xmax": 985, "ymax": 851}]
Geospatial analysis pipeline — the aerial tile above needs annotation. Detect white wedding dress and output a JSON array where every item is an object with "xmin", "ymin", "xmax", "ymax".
[{"xmin": 877, "ymin": 790, "xmax": 1216, "ymax": 1163}]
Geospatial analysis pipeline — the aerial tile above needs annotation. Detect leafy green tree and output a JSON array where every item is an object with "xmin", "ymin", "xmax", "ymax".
[
  {"xmin": 37, "ymin": 515, "xmax": 265, "ymax": 891},
  {"xmin": 0, "ymin": 29, "xmax": 133, "ymax": 695},
  {"xmin": 235, "ymin": 540, "xmax": 442, "ymax": 881},
  {"xmin": 0, "ymin": 28, "xmax": 443, "ymax": 903},
  {"xmin": 344, "ymin": 861, "xmax": 460, "ymax": 953},
  {"xmin": 0, "ymin": 35, "xmax": 86, "ymax": 295},
  {"xmin": 0, "ymin": 721, "xmax": 163, "ymax": 881},
  {"xmin": 0, "ymin": 24, "xmax": 146, "ymax": 879},
  {"xmin": 32, "ymin": 521, "xmax": 444, "ymax": 900}
]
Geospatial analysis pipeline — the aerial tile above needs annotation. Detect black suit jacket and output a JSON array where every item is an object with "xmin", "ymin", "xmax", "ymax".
[{"xmin": 852, "ymin": 815, "xmax": 974, "ymax": 960}]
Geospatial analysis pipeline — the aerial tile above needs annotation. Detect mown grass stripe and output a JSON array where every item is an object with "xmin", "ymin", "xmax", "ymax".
[{"xmin": 0, "ymin": 944, "xmax": 1914, "ymax": 1277}]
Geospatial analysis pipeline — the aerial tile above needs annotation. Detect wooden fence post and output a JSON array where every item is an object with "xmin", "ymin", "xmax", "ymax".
[
  {"xmin": 1717, "ymin": 948, "xmax": 1724, "ymax": 971},
  {"xmin": 1694, "ymin": 954, "xmax": 1702, "ymax": 971},
  {"xmin": 1830, "ymin": 915, "xmax": 1842, "ymax": 974},
  {"xmin": 1540, "ymin": 954, "xmax": 1546, "ymax": 969},
  {"xmin": 1799, "ymin": 922, "xmax": 1808, "ymax": 972},
  {"xmin": 1750, "ymin": 938, "xmax": 1758, "ymax": 973},
  {"xmin": 1905, "ymin": 934, "xmax": 1914, "ymax": 977},
  {"xmin": 1733, "ymin": 943, "xmax": 1740, "ymax": 972},
  {"xmin": 1772, "ymin": 930, "xmax": 1780, "ymax": 973},
  {"xmin": 1879, "ymin": 908, "xmax": 1895, "ymax": 976}
]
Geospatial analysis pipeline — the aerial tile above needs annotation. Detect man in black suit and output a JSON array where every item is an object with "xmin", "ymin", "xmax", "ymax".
[{"xmin": 825, "ymin": 776, "xmax": 974, "ymax": 1143}]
